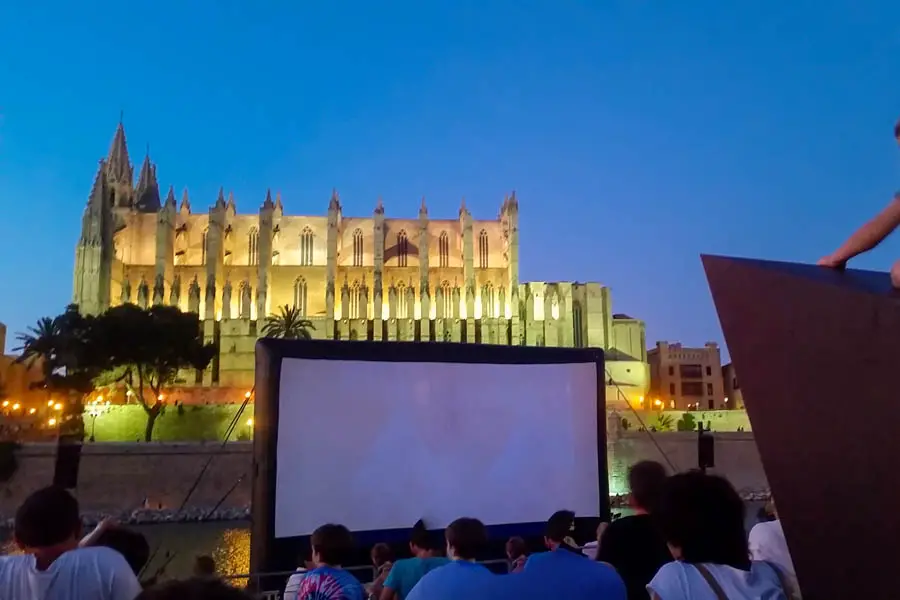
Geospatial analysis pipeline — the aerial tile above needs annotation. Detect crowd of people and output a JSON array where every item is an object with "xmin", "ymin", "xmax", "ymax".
[{"xmin": 0, "ymin": 462, "xmax": 799, "ymax": 599}]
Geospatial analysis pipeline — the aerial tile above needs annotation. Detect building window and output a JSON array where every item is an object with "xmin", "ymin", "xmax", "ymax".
[
  {"xmin": 706, "ymin": 365, "xmax": 712, "ymax": 376},
  {"xmin": 237, "ymin": 282, "xmax": 248, "ymax": 316},
  {"xmin": 300, "ymin": 227, "xmax": 314, "ymax": 266},
  {"xmin": 441, "ymin": 280, "xmax": 452, "ymax": 317},
  {"xmin": 248, "ymin": 228, "xmax": 259, "ymax": 266},
  {"xmin": 439, "ymin": 231, "xmax": 449, "ymax": 268},
  {"xmin": 397, "ymin": 282, "xmax": 408, "ymax": 318},
  {"xmin": 668, "ymin": 366, "xmax": 674, "ymax": 376},
  {"xmin": 478, "ymin": 230, "xmax": 488, "ymax": 268},
  {"xmin": 349, "ymin": 280, "xmax": 364, "ymax": 319},
  {"xmin": 352, "ymin": 229, "xmax": 363, "ymax": 267},
  {"xmin": 293, "ymin": 277, "xmax": 308, "ymax": 316},
  {"xmin": 397, "ymin": 230, "xmax": 409, "ymax": 267},
  {"xmin": 706, "ymin": 383, "xmax": 713, "ymax": 396},
  {"xmin": 482, "ymin": 283, "xmax": 495, "ymax": 318},
  {"xmin": 708, "ymin": 399, "xmax": 715, "ymax": 410},
  {"xmin": 573, "ymin": 301, "xmax": 584, "ymax": 348},
  {"xmin": 201, "ymin": 229, "xmax": 208, "ymax": 265},
  {"xmin": 680, "ymin": 364, "xmax": 703, "ymax": 379},
  {"xmin": 733, "ymin": 377, "xmax": 739, "ymax": 389},
  {"xmin": 682, "ymin": 381, "xmax": 704, "ymax": 396},
  {"xmin": 669, "ymin": 383, "xmax": 676, "ymax": 395}
]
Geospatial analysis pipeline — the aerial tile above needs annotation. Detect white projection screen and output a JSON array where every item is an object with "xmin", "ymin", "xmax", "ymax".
[{"xmin": 251, "ymin": 339, "xmax": 607, "ymax": 576}]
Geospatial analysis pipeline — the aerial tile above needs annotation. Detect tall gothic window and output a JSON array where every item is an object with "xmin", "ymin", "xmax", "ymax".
[
  {"xmin": 439, "ymin": 231, "xmax": 449, "ymax": 268},
  {"xmin": 293, "ymin": 277, "xmax": 308, "ymax": 316},
  {"xmin": 248, "ymin": 228, "xmax": 259, "ymax": 266},
  {"xmin": 352, "ymin": 229, "xmax": 363, "ymax": 267},
  {"xmin": 300, "ymin": 227, "xmax": 314, "ymax": 266},
  {"xmin": 482, "ymin": 283, "xmax": 495, "ymax": 318},
  {"xmin": 441, "ymin": 280, "xmax": 452, "ymax": 317},
  {"xmin": 350, "ymin": 280, "xmax": 363, "ymax": 319},
  {"xmin": 201, "ymin": 228, "xmax": 208, "ymax": 265},
  {"xmin": 238, "ymin": 282, "xmax": 248, "ymax": 316},
  {"xmin": 573, "ymin": 301, "xmax": 584, "ymax": 348},
  {"xmin": 397, "ymin": 230, "xmax": 409, "ymax": 267},
  {"xmin": 397, "ymin": 282, "xmax": 408, "ymax": 318},
  {"xmin": 478, "ymin": 230, "xmax": 489, "ymax": 269}
]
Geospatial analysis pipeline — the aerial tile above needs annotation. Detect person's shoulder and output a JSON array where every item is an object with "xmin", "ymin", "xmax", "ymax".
[
  {"xmin": 60, "ymin": 546, "xmax": 132, "ymax": 570},
  {"xmin": 647, "ymin": 561, "xmax": 692, "ymax": 600},
  {"xmin": 0, "ymin": 554, "xmax": 33, "ymax": 575}
]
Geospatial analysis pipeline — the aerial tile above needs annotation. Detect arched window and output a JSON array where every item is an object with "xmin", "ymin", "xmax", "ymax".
[
  {"xmin": 352, "ymin": 229, "xmax": 363, "ymax": 267},
  {"xmin": 397, "ymin": 230, "xmax": 409, "ymax": 267},
  {"xmin": 478, "ymin": 230, "xmax": 489, "ymax": 269},
  {"xmin": 294, "ymin": 277, "xmax": 308, "ymax": 316},
  {"xmin": 439, "ymin": 231, "xmax": 449, "ymax": 268},
  {"xmin": 350, "ymin": 280, "xmax": 364, "ymax": 319},
  {"xmin": 300, "ymin": 227, "xmax": 314, "ymax": 266},
  {"xmin": 441, "ymin": 280, "xmax": 452, "ymax": 317},
  {"xmin": 201, "ymin": 228, "xmax": 208, "ymax": 265},
  {"xmin": 237, "ymin": 282, "xmax": 248, "ymax": 316},
  {"xmin": 573, "ymin": 301, "xmax": 584, "ymax": 348},
  {"xmin": 397, "ymin": 281, "xmax": 407, "ymax": 318},
  {"xmin": 248, "ymin": 228, "xmax": 259, "ymax": 266},
  {"xmin": 482, "ymin": 283, "xmax": 495, "ymax": 318}
]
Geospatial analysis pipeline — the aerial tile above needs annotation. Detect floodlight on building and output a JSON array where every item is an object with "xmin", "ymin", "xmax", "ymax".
[
  {"xmin": 48, "ymin": 418, "xmax": 57, "ymax": 426},
  {"xmin": 12, "ymin": 403, "xmax": 20, "ymax": 411},
  {"xmin": 53, "ymin": 403, "xmax": 63, "ymax": 411}
]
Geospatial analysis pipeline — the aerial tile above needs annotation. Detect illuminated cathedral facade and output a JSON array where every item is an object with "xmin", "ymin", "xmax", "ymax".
[{"xmin": 73, "ymin": 122, "xmax": 649, "ymax": 400}]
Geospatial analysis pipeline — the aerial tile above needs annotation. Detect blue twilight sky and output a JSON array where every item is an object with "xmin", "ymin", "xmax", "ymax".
[{"xmin": 1, "ymin": 1, "xmax": 899, "ymax": 356}]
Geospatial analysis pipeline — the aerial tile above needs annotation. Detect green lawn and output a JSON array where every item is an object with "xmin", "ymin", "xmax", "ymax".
[{"xmin": 88, "ymin": 404, "xmax": 255, "ymax": 442}]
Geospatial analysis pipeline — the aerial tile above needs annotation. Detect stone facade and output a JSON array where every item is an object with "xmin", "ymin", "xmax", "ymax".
[
  {"xmin": 72, "ymin": 122, "xmax": 649, "ymax": 402},
  {"xmin": 0, "ymin": 438, "xmax": 766, "ymax": 517},
  {"xmin": 647, "ymin": 341, "xmax": 727, "ymax": 411}
]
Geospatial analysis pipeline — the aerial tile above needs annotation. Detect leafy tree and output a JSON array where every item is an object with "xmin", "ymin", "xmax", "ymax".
[
  {"xmin": 676, "ymin": 412, "xmax": 697, "ymax": 432},
  {"xmin": 93, "ymin": 304, "xmax": 215, "ymax": 441},
  {"xmin": 15, "ymin": 305, "xmax": 98, "ymax": 439},
  {"xmin": 262, "ymin": 305, "xmax": 315, "ymax": 340}
]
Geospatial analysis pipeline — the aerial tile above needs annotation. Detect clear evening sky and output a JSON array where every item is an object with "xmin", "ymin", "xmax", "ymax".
[{"xmin": 1, "ymin": 1, "xmax": 898, "ymax": 356}]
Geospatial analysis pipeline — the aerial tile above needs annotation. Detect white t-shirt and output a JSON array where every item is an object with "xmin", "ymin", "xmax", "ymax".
[
  {"xmin": 648, "ymin": 561, "xmax": 785, "ymax": 599},
  {"xmin": 0, "ymin": 546, "xmax": 142, "ymax": 600},
  {"xmin": 748, "ymin": 520, "xmax": 794, "ymax": 577}
]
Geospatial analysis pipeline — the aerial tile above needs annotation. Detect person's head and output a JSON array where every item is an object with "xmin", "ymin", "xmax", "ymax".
[
  {"xmin": 136, "ymin": 577, "xmax": 253, "ymax": 600},
  {"xmin": 628, "ymin": 460, "xmax": 668, "ymax": 513},
  {"xmin": 657, "ymin": 471, "xmax": 749, "ymax": 570},
  {"xmin": 445, "ymin": 518, "xmax": 486, "ymax": 561},
  {"xmin": 409, "ymin": 519, "xmax": 436, "ymax": 557},
  {"xmin": 505, "ymin": 536, "xmax": 526, "ymax": 560},
  {"xmin": 544, "ymin": 510, "xmax": 576, "ymax": 550},
  {"xmin": 14, "ymin": 486, "xmax": 81, "ymax": 559},
  {"xmin": 95, "ymin": 527, "xmax": 150, "ymax": 575},
  {"xmin": 193, "ymin": 555, "xmax": 216, "ymax": 577},
  {"xmin": 310, "ymin": 524, "xmax": 354, "ymax": 567},
  {"xmin": 371, "ymin": 542, "xmax": 393, "ymax": 568}
]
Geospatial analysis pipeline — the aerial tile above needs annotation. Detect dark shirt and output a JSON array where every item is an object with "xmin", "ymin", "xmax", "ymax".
[{"xmin": 596, "ymin": 515, "xmax": 672, "ymax": 600}]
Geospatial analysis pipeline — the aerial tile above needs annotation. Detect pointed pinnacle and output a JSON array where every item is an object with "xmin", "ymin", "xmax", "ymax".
[
  {"xmin": 263, "ymin": 189, "xmax": 274, "ymax": 208},
  {"xmin": 227, "ymin": 191, "xmax": 236, "ymax": 210},
  {"xmin": 419, "ymin": 196, "xmax": 428, "ymax": 215},
  {"xmin": 375, "ymin": 196, "xmax": 384, "ymax": 214},
  {"xmin": 216, "ymin": 187, "xmax": 226, "ymax": 207},
  {"xmin": 275, "ymin": 191, "xmax": 283, "ymax": 210},
  {"xmin": 180, "ymin": 188, "xmax": 191, "ymax": 211},
  {"xmin": 165, "ymin": 186, "xmax": 176, "ymax": 206}
]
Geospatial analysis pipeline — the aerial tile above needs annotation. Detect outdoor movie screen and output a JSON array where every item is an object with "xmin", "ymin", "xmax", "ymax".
[{"xmin": 251, "ymin": 340, "xmax": 606, "ymax": 573}]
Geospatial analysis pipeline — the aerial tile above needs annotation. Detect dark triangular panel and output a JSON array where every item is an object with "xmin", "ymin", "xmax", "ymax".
[{"xmin": 703, "ymin": 254, "xmax": 900, "ymax": 600}]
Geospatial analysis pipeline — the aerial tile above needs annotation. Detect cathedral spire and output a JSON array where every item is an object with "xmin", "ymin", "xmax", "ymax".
[
  {"xmin": 164, "ymin": 186, "xmax": 177, "ymax": 209},
  {"xmin": 134, "ymin": 151, "xmax": 161, "ymax": 212},
  {"xmin": 459, "ymin": 197, "xmax": 468, "ymax": 217},
  {"xmin": 374, "ymin": 196, "xmax": 384, "ymax": 214},
  {"xmin": 262, "ymin": 189, "xmax": 274, "ymax": 209},
  {"xmin": 329, "ymin": 188, "xmax": 341, "ymax": 211},
  {"xmin": 215, "ymin": 187, "xmax": 226, "ymax": 208},
  {"xmin": 180, "ymin": 188, "xmax": 191, "ymax": 213},
  {"xmin": 419, "ymin": 196, "xmax": 428, "ymax": 217},
  {"xmin": 106, "ymin": 120, "xmax": 133, "ymax": 184},
  {"xmin": 275, "ymin": 191, "xmax": 283, "ymax": 212},
  {"xmin": 226, "ymin": 191, "xmax": 236, "ymax": 212}
]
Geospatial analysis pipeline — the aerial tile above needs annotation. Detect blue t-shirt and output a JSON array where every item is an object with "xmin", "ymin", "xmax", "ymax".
[
  {"xmin": 383, "ymin": 557, "xmax": 450, "ymax": 599},
  {"xmin": 292, "ymin": 565, "xmax": 365, "ymax": 600},
  {"xmin": 406, "ymin": 560, "xmax": 496, "ymax": 600},
  {"xmin": 519, "ymin": 547, "xmax": 627, "ymax": 600}
]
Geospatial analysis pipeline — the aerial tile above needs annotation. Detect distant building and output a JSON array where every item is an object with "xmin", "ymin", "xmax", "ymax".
[
  {"xmin": 721, "ymin": 362, "xmax": 744, "ymax": 410},
  {"xmin": 0, "ymin": 321, "xmax": 48, "ymax": 415},
  {"xmin": 647, "ymin": 342, "xmax": 726, "ymax": 410},
  {"xmin": 71, "ymin": 120, "xmax": 650, "ymax": 405}
]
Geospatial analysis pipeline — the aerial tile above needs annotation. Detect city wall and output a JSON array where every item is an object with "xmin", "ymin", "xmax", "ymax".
[{"xmin": 0, "ymin": 434, "xmax": 767, "ymax": 517}]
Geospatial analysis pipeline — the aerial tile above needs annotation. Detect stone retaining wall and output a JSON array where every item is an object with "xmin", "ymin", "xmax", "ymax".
[{"xmin": 0, "ymin": 434, "xmax": 767, "ymax": 517}]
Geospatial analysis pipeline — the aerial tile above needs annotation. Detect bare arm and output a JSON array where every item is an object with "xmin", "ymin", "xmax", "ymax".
[
  {"xmin": 79, "ymin": 518, "xmax": 117, "ymax": 548},
  {"xmin": 379, "ymin": 588, "xmax": 398, "ymax": 600},
  {"xmin": 820, "ymin": 194, "xmax": 900, "ymax": 266}
]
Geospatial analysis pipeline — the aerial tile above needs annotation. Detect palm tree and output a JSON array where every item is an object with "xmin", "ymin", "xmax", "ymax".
[
  {"xmin": 262, "ymin": 305, "xmax": 315, "ymax": 340},
  {"xmin": 14, "ymin": 316, "xmax": 59, "ymax": 384}
]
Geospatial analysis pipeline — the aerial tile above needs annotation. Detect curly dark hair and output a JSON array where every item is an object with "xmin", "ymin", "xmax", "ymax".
[{"xmin": 657, "ymin": 471, "xmax": 750, "ymax": 570}]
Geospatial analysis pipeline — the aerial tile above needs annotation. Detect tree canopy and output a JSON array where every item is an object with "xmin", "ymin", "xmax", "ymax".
[{"xmin": 262, "ymin": 305, "xmax": 315, "ymax": 340}]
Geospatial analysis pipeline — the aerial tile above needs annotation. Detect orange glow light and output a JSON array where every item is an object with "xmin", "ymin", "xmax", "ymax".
[
  {"xmin": 48, "ymin": 418, "xmax": 57, "ymax": 426},
  {"xmin": 12, "ymin": 403, "xmax": 20, "ymax": 411},
  {"xmin": 53, "ymin": 403, "xmax": 63, "ymax": 411}
]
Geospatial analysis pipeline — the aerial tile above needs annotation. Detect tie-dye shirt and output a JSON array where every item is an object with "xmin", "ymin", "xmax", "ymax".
[{"xmin": 293, "ymin": 565, "xmax": 366, "ymax": 600}]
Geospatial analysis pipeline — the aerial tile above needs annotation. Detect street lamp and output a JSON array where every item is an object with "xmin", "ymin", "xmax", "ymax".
[{"xmin": 86, "ymin": 399, "xmax": 111, "ymax": 442}]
